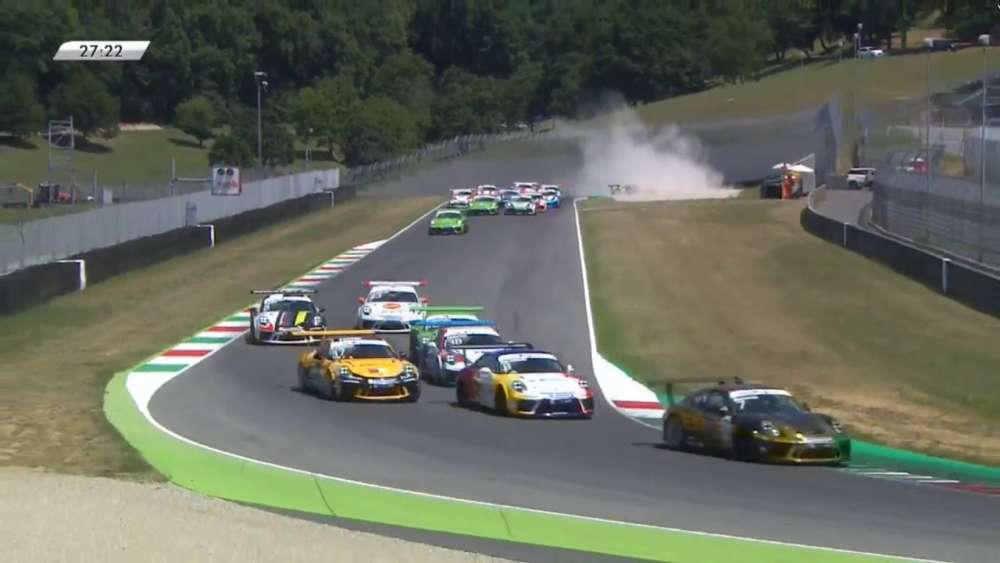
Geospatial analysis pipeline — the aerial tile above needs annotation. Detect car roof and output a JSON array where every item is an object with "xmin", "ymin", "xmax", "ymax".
[
  {"xmin": 331, "ymin": 338, "xmax": 391, "ymax": 349},
  {"xmin": 442, "ymin": 326, "xmax": 500, "ymax": 336},
  {"xmin": 263, "ymin": 294, "xmax": 312, "ymax": 303},
  {"xmin": 696, "ymin": 382, "xmax": 788, "ymax": 394}
]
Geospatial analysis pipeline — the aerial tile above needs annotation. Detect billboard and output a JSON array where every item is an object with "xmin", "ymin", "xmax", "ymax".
[{"xmin": 211, "ymin": 166, "xmax": 241, "ymax": 196}]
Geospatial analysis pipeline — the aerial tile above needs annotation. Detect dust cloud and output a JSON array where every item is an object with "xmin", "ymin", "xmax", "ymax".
[{"xmin": 562, "ymin": 107, "xmax": 739, "ymax": 201}]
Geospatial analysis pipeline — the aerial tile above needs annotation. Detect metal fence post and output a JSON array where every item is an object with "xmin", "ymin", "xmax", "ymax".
[{"xmin": 941, "ymin": 257, "xmax": 950, "ymax": 293}]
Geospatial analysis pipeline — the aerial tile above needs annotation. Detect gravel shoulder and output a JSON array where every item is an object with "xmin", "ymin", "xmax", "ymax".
[{"xmin": 0, "ymin": 467, "xmax": 513, "ymax": 563}]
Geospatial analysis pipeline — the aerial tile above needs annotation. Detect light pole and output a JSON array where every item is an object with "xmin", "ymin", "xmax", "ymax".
[
  {"xmin": 253, "ymin": 71, "xmax": 268, "ymax": 165},
  {"xmin": 979, "ymin": 34, "xmax": 990, "ymax": 261}
]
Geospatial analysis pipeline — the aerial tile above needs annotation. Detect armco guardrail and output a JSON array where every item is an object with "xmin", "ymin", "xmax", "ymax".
[
  {"xmin": 802, "ymin": 188, "xmax": 1000, "ymax": 317},
  {"xmin": 0, "ymin": 168, "xmax": 339, "ymax": 275}
]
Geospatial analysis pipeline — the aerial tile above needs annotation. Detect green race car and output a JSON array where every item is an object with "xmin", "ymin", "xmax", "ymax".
[
  {"xmin": 406, "ymin": 306, "xmax": 485, "ymax": 362},
  {"xmin": 467, "ymin": 195, "xmax": 500, "ymax": 216},
  {"xmin": 428, "ymin": 209, "xmax": 468, "ymax": 235}
]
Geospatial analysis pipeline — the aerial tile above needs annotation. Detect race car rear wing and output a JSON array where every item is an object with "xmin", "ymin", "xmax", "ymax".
[
  {"xmin": 251, "ymin": 288, "xmax": 317, "ymax": 295},
  {"xmin": 663, "ymin": 377, "xmax": 746, "ymax": 406},
  {"xmin": 290, "ymin": 329, "xmax": 376, "ymax": 338},
  {"xmin": 410, "ymin": 318, "xmax": 494, "ymax": 330},
  {"xmin": 364, "ymin": 280, "xmax": 427, "ymax": 287},
  {"xmin": 411, "ymin": 306, "xmax": 484, "ymax": 316},
  {"xmin": 450, "ymin": 342, "xmax": 533, "ymax": 351}
]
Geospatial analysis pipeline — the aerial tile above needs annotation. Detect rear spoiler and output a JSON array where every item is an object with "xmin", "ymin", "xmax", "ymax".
[
  {"xmin": 365, "ymin": 280, "xmax": 426, "ymax": 287},
  {"xmin": 452, "ymin": 342, "xmax": 533, "ymax": 351},
  {"xmin": 290, "ymin": 329, "xmax": 375, "ymax": 338},
  {"xmin": 663, "ymin": 377, "xmax": 746, "ymax": 407},
  {"xmin": 411, "ymin": 318, "xmax": 494, "ymax": 330},
  {"xmin": 411, "ymin": 306, "xmax": 484, "ymax": 315},
  {"xmin": 252, "ymin": 288, "xmax": 317, "ymax": 295}
]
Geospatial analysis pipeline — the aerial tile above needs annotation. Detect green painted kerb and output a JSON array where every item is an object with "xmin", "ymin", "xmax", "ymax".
[{"xmin": 105, "ymin": 372, "xmax": 898, "ymax": 562}]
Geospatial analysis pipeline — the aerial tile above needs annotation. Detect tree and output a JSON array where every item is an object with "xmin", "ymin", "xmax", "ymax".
[
  {"xmin": 707, "ymin": 4, "xmax": 774, "ymax": 84},
  {"xmin": 289, "ymin": 74, "xmax": 361, "ymax": 161},
  {"xmin": 174, "ymin": 95, "xmax": 220, "ymax": 146},
  {"xmin": 208, "ymin": 132, "xmax": 255, "ymax": 168},
  {"xmin": 343, "ymin": 96, "xmax": 419, "ymax": 165},
  {"xmin": 370, "ymin": 51, "xmax": 434, "ymax": 135},
  {"xmin": 0, "ymin": 74, "xmax": 45, "ymax": 138},
  {"xmin": 49, "ymin": 69, "xmax": 120, "ymax": 140}
]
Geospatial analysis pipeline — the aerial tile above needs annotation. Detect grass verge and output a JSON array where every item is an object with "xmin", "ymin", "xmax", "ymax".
[
  {"xmin": 580, "ymin": 198, "xmax": 1000, "ymax": 466},
  {"xmin": 0, "ymin": 195, "xmax": 439, "ymax": 477}
]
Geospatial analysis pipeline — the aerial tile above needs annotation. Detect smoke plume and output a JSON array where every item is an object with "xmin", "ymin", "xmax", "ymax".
[{"xmin": 561, "ymin": 107, "xmax": 739, "ymax": 201}]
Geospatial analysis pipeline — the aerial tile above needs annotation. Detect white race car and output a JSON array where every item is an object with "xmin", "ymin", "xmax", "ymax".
[
  {"xmin": 356, "ymin": 281, "xmax": 428, "ymax": 332},
  {"xmin": 248, "ymin": 289, "xmax": 327, "ymax": 344},
  {"xmin": 448, "ymin": 188, "xmax": 474, "ymax": 209},
  {"xmin": 476, "ymin": 184, "xmax": 499, "ymax": 197},
  {"xmin": 422, "ymin": 324, "xmax": 509, "ymax": 386},
  {"xmin": 512, "ymin": 181, "xmax": 540, "ymax": 194}
]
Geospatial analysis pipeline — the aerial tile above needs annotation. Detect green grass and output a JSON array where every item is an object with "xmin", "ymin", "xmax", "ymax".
[
  {"xmin": 0, "ymin": 128, "xmax": 338, "ymax": 194},
  {"xmin": 0, "ymin": 195, "xmax": 439, "ymax": 477},
  {"xmin": 580, "ymin": 198, "xmax": 1000, "ymax": 466}
]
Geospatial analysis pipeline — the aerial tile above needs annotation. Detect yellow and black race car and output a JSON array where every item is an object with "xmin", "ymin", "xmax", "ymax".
[
  {"xmin": 661, "ymin": 378, "xmax": 850, "ymax": 465},
  {"xmin": 295, "ymin": 330, "xmax": 420, "ymax": 402}
]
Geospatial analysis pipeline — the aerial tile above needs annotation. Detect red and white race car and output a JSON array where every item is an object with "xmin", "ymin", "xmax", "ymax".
[
  {"xmin": 448, "ymin": 188, "xmax": 474, "ymax": 208},
  {"xmin": 422, "ymin": 323, "xmax": 508, "ymax": 385},
  {"xmin": 512, "ymin": 181, "xmax": 540, "ymax": 195},
  {"xmin": 355, "ymin": 281, "xmax": 428, "ymax": 332},
  {"xmin": 476, "ymin": 184, "xmax": 499, "ymax": 197}
]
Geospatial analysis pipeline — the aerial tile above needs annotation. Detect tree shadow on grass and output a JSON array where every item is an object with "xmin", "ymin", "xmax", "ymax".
[
  {"xmin": 168, "ymin": 137, "xmax": 203, "ymax": 149},
  {"xmin": 75, "ymin": 139, "xmax": 113, "ymax": 154},
  {"xmin": 0, "ymin": 136, "xmax": 38, "ymax": 150}
]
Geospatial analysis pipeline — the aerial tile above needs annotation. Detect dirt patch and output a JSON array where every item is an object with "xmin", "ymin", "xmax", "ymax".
[
  {"xmin": 581, "ymin": 198, "xmax": 1000, "ymax": 466},
  {"xmin": 0, "ymin": 196, "xmax": 439, "ymax": 477},
  {"xmin": 0, "ymin": 467, "xmax": 510, "ymax": 562},
  {"xmin": 118, "ymin": 123, "xmax": 164, "ymax": 131}
]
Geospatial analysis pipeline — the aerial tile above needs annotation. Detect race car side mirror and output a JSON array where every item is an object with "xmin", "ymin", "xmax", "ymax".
[
  {"xmin": 718, "ymin": 406, "xmax": 729, "ymax": 416},
  {"xmin": 802, "ymin": 402, "xmax": 811, "ymax": 412},
  {"xmin": 398, "ymin": 351, "xmax": 407, "ymax": 359},
  {"xmin": 318, "ymin": 307, "xmax": 326, "ymax": 313},
  {"xmin": 566, "ymin": 364, "xmax": 575, "ymax": 374},
  {"xmin": 420, "ymin": 297, "xmax": 429, "ymax": 304},
  {"xmin": 357, "ymin": 297, "xmax": 365, "ymax": 304}
]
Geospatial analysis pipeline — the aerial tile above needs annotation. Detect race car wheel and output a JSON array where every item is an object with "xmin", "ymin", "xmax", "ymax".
[
  {"xmin": 406, "ymin": 384, "xmax": 421, "ymax": 403},
  {"xmin": 247, "ymin": 308, "xmax": 259, "ymax": 343},
  {"xmin": 494, "ymin": 387, "xmax": 509, "ymax": 416},
  {"xmin": 663, "ymin": 416, "xmax": 687, "ymax": 450},
  {"xmin": 456, "ymin": 381, "xmax": 470, "ymax": 407},
  {"xmin": 733, "ymin": 437, "xmax": 759, "ymax": 463},
  {"xmin": 297, "ymin": 366, "xmax": 308, "ymax": 392},
  {"xmin": 330, "ymin": 377, "xmax": 349, "ymax": 402}
]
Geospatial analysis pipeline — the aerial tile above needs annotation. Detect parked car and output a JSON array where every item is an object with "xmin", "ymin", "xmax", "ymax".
[
  {"xmin": 846, "ymin": 167, "xmax": 876, "ymax": 189},
  {"xmin": 857, "ymin": 46, "xmax": 886, "ymax": 59}
]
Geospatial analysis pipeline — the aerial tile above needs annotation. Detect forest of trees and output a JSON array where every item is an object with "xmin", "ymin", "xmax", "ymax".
[{"xmin": 0, "ymin": 0, "xmax": 997, "ymax": 167}]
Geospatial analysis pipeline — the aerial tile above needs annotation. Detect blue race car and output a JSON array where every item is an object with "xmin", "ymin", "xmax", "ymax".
[
  {"xmin": 541, "ymin": 185, "xmax": 562, "ymax": 208},
  {"xmin": 409, "ymin": 317, "xmax": 508, "ymax": 386}
]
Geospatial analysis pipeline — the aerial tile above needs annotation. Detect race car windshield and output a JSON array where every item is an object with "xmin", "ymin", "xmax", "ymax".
[
  {"xmin": 503, "ymin": 357, "xmax": 564, "ymax": 373},
  {"xmin": 264, "ymin": 300, "xmax": 316, "ymax": 312},
  {"xmin": 544, "ymin": 190, "xmax": 558, "ymax": 196},
  {"xmin": 474, "ymin": 197, "xmax": 495, "ymax": 202},
  {"xmin": 437, "ymin": 212, "xmax": 462, "ymax": 219},
  {"xmin": 732, "ymin": 394, "xmax": 804, "ymax": 414},
  {"xmin": 344, "ymin": 344, "xmax": 395, "ymax": 359},
  {"xmin": 370, "ymin": 291, "xmax": 418, "ymax": 302},
  {"xmin": 513, "ymin": 197, "xmax": 530, "ymax": 203}
]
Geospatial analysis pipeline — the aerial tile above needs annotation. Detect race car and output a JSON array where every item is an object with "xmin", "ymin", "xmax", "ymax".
[
  {"xmin": 541, "ymin": 185, "xmax": 562, "ymax": 208},
  {"xmin": 456, "ymin": 347, "xmax": 594, "ymax": 418},
  {"xmin": 529, "ymin": 192, "xmax": 548, "ymax": 213},
  {"xmin": 248, "ymin": 289, "xmax": 327, "ymax": 344},
  {"xmin": 355, "ymin": 281, "xmax": 428, "ymax": 332},
  {"xmin": 428, "ymin": 209, "xmax": 468, "ymax": 235},
  {"xmin": 661, "ymin": 378, "xmax": 851, "ymax": 465},
  {"xmin": 609, "ymin": 184, "xmax": 637, "ymax": 196},
  {"xmin": 448, "ymin": 188, "xmax": 474, "ymax": 209},
  {"xmin": 499, "ymin": 188, "xmax": 518, "ymax": 206},
  {"xmin": 407, "ymin": 306, "xmax": 485, "ymax": 362},
  {"xmin": 512, "ymin": 181, "xmax": 540, "ymax": 194},
  {"xmin": 296, "ymin": 331, "xmax": 420, "ymax": 402},
  {"xmin": 505, "ymin": 195, "xmax": 536, "ymax": 215},
  {"xmin": 467, "ymin": 195, "xmax": 500, "ymax": 216},
  {"xmin": 417, "ymin": 320, "xmax": 510, "ymax": 386},
  {"xmin": 476, "ymin": 184, "xmax": 499, "ymax": 197}
]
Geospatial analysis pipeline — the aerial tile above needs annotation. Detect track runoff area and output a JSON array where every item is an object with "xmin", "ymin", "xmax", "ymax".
[{"xmin": 117, "ymin": 182, "xmax": 1000, "ymax": 563}]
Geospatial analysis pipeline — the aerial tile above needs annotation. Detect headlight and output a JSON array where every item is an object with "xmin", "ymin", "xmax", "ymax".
[
  {"xmin": 830, "ymin": 419, "xmax": 844, "ymax": 434},
  {"xmin": 404, "ymin": 364, "xmax": 416, "ymax": 374},
  {"xmin": 511, "ymin": 379, "xmax": 527, "ymax": 392},
  {"xmin": 338, "ymin": 366, "xmax": 350, "ymax": 376},
  {"xmin": 577, "ymin": 379, "xmax": 588, "ymax": 388},
  {"xmin": 759, "ymin": 420, "xmax": 781, "ymax": 437},
  {"xmin": 362, "ymin": 305, "xmax": 372, "ymax": 314}
]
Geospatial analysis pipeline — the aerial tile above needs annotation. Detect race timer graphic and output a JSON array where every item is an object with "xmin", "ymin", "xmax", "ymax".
[{"xmin": 53, "ymin": 41, "xmax": 150, "ymax": 61}]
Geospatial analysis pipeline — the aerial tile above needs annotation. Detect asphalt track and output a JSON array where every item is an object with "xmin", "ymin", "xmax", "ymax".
[{"xmin": 151, "ymin": 157, "xmax": 999, "ymax": 562}]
